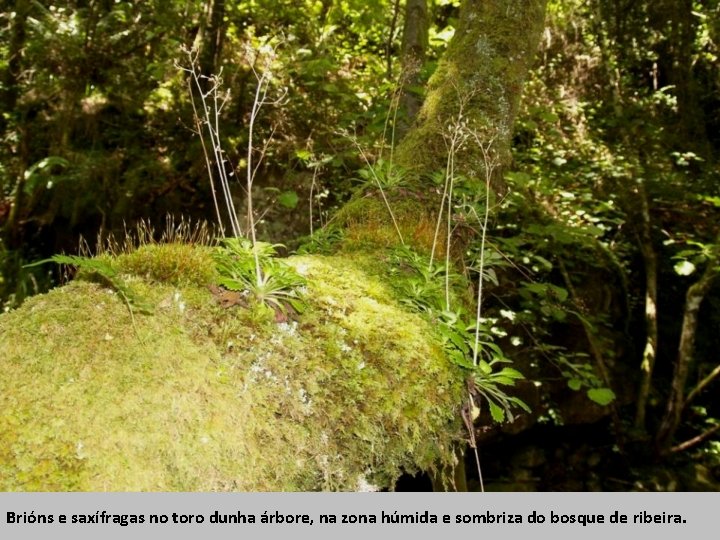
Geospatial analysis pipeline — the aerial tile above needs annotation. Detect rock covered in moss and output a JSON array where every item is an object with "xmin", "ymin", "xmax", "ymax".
[{"xmin": 0, "ymin": 244, "xmax": 463, "ymax": 491}]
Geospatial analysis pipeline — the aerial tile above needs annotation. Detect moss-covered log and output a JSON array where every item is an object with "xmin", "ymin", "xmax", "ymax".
[
  {"xmin": 0, "ymin": 1, "xmax": 550, "ymax": 492},
  {"xmin": 0, "ymin": 244, "xmax": 463, "ymax": 490}
]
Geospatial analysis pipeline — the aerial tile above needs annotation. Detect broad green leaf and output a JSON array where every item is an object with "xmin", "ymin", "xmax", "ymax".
[
  {"xmin": 534, "ymin": 255, "xmax": 553, "ymax": 271},
  {"xmin": 587, "ymin": 387, "xmax": 616, "ymax": 406},
  {"xmin": 567, "ymin": 378, "xmax": 582, "ymax": 391},
  {"xmin": 488, "ymin": 400, "xmax": 505, "ymax": 423},
  {"xmin": 495, "ymin": 367, "xmax": 524, "ymax": 380},
  {"xmin": 674, "ymin": 260, "xmax": 696, "ymax": 276},
  {"xmin": 450, "ymin": 352, "xmax": 474, "ymax": 370},
  {"xmin": 581, "ymin": 225, "xmax": 604, "ymax": 237},
  {"xmin": 491, "ymin": 377, "xmax": 517, "ymax": 386},
  {"xmin": 23, "ymin": 156, "xmax": 69, "ymax": 180},
  {"xmin": 508, "ymin": 396, "xmax": 532, "ymax": 413},
  {"xmin": 484, "ymin": 267, "xmax": 499, "ymax": 286},
  {"xmin": 550, "ymin": 284, "xmax": 569, "ymax": 302}
]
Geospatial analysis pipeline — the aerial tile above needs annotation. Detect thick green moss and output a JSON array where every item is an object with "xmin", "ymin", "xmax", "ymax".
[
  {"xmin": 0, "ymin": 244, "xmax": 464, "ymax": 491},
  {"xmin": 333, "ymin": 195, "xmax": 441, "ymax": 254},
  {"xmin": 113, "ymin": 243, "xmax": 217, "ymax": 286}
]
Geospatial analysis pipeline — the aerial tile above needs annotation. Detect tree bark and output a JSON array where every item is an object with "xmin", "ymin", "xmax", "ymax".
[
  {"xmin": 386, "ymin": 0, "xmax": 402, "ymax": 78},
  {"xmin": 634, "ymin": 179, "xmax": 659, "ymax": 432},
  {"xmin": 389, "ymin": 0, "xmax": 547, "ymax": 490},
  {"xmin": 1, "ymin": 0, "xmax": 30, "ymax": 130},
  {"xmin": 397, "ymin": 0, "xmax": 428, "ymax": 138},
  {"xmin": 656, "ymin": 247, "xmax": 719, "ymax": 453},
  {"xmin": 395, "ymin": 0, "xmax": 547, "ymax": 186},
  {"xmin": 196, "ymin": 0, "xmax": 226, "ymax": 85},
  {"xmin": 1, "ymin": 0, "xmax": 31, "ymax": 248},
  {"xmin": 338, "ymin": 1, "xmax": 546, "ymax": 256}
]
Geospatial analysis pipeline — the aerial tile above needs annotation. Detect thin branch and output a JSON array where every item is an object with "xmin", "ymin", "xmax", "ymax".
[
  {"xmin": 634, "ymin": 177, "xmax": 659, "ymax": 431},
  {"xmin": 445, "ymin": 135, "xmax": 456, "ymax": 311},
  {"xmin": 671, "ymin": 422, "xmax": 720, "ymax": 454},
  {"xmin": 469, "ymin": 133, "xmax": 496, "ymax": 367},
  {"xmin": 179, "ymin": 47, "xmax": 242, "ymax": 237},
  {"xmin": 186, "ymin": 76, "xmax": 224, "ymax": 237},
  {"xmin": 685, "ymin": 363, "xmax": 720, "ymax": 407},
  {"xmin": 309, "ymin": 162, "xmax": 319, "ymax": 236},
  {"xmin": 428, "ymin": 137, "xmax": 453, "ymax": 270},
  {"xmin": 251, "ymin": 125, "xmax": 278, "ymax": 182},
  {"xmin": 246, "ymin": 69, "xmax": 270, "ymax": 285},
  {"xmin": 386, "ymin": 0, "xmax": 402, "ymax": 77}
]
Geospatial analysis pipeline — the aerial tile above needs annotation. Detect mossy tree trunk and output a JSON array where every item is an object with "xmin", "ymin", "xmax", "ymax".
[
  {"xmin": 385, "ymin": 0, "xmax": 547, "ymax": 490},
  {"xmin": 342, "ymin": 1, "xmax": 547, "ymax": 254},
  {"xmin": 395, "ymin": 0, "xmax": 547, "ymax": 189}
]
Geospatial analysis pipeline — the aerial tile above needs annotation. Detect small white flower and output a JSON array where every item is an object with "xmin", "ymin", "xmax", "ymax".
[
  {"xmin": 500, "ymin": 309, "xmax": 516, "ymax": 321},
  {"xmin": 490, "ymin": 326, "xmax": 508, "ymax": 338}
]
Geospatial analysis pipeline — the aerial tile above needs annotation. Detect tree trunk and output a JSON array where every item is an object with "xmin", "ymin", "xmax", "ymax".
[
  {"xmin": 397, "ymin": 0, "xmax": 428, "ymax": 138},
  {"xmin": 1, "ymin": 0, "xmax": 30, "ymax": 131},
  {"xmin": 656, "ymin": 249, "xmax": 719, "ymax": 453},
  {"xmin": 395, "ymin": 0, "xmax": 547, "ymax": 187},
  {"xmin": 634, "ymin": 179, "xmax": 659, "ymax": 432},
  {"xmin": 340, "ymin": 0, "xmax": 546, "ymax": 255},
  {"xmin": 196, "ymin": 0, "xmax": 226, "ymax": 84},
  {"xmin": 386, "ymin": 0, "xmax": 402, "ymax": 77},
  {"xmin": 389, "ymin": 0, "xmax": 547, "ymax": 490},
  {"xmin": 1, "ymin": 0, "xmax": 31, "ymax": 248}
]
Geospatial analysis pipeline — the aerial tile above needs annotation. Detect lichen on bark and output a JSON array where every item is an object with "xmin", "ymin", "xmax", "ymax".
[{"xmin": 395, "ymin": 0, "xmax": 548, "ymax": 185}]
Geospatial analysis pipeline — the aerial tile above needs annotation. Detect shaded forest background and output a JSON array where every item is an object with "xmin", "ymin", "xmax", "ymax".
[{"xmin": 1, "ymin": 0, "xmax": 720, "ymax": 490}]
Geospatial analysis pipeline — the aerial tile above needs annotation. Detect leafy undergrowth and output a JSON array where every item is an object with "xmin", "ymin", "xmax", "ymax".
[{"xmin": 0, "ymin": 243, "xmax": 463, "ymax": 491}]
